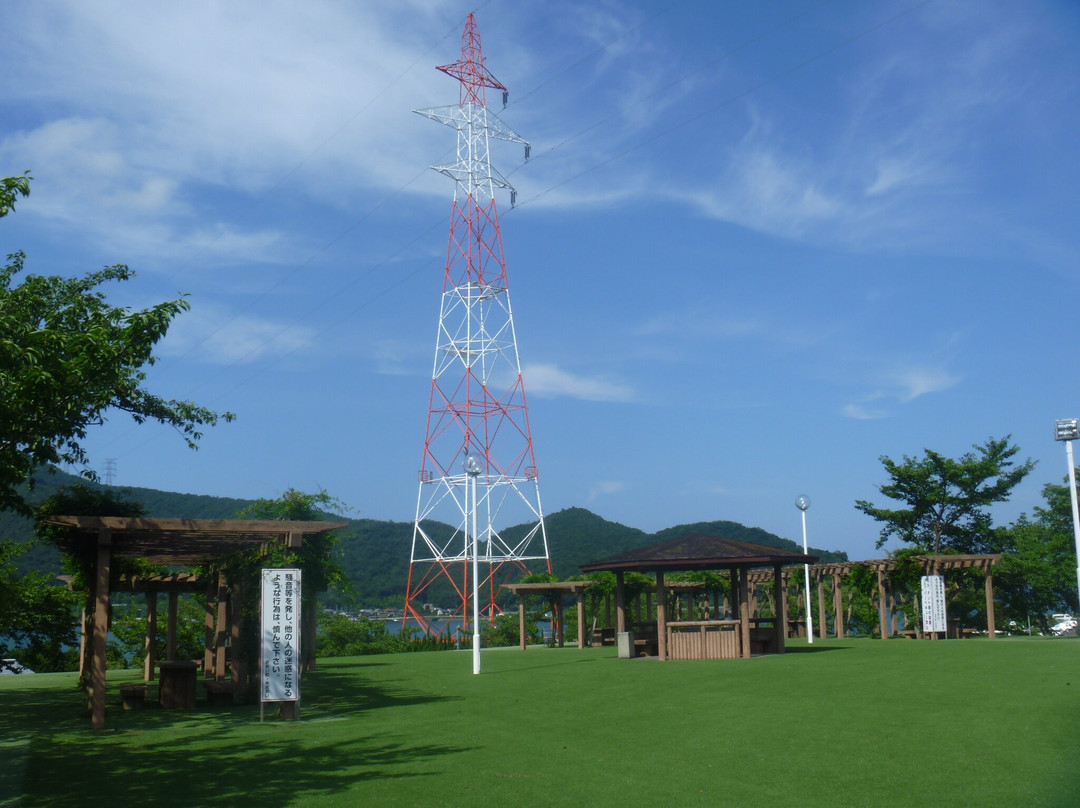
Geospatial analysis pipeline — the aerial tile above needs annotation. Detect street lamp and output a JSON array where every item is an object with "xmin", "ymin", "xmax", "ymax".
[
  {"xmin": 795, "ymin": 495, "xmax": 814, "ymax": 644},
  {"xmin": 465, "ymin": 454, "xmax": 483, "ymax": 674},
  {"xmin": 1053, "ymin": 419, "xmax": 1080, "ymax": 615}
]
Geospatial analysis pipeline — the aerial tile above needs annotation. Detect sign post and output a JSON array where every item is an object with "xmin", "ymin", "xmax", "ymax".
[
  {"xmin": 261, "ymin": 568, "xmax": 302, "ymax": 720},
  {"xmin": 921, "ymin": 574, "xmax": 946, "ymax": 637}
]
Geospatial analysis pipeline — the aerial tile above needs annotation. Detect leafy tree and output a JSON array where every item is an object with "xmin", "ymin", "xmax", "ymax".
[
  {"xmin": 317, "ymin": 612, "xmax": 407, "ymax": 656},
  {"xmin": 0, "ymin": 172, "xmax": 31, "ymax": 217},
  {"xmin": 216, "ymin": 488, "xmax": 349, "ymax": 678},
  {"xmin": 480, "ymin": 613, "xmax": 538, "ymax": 648},
  {"xmin": 0, "ymin": 173, "xmax": 234, "ymax": 516},
  {"xmin": 855, "ymin": 436, "xmax": 1035, "ymax": 554},
  {"xmin": 110, "ymin": 595, "xmax": 209, "ymax": 670},
  {"xmin": 996, "ymin": 478, "xmax": 1080, "ymax": 629},
  {"xmin": 0, "ymin": 540, "xmax": 79, "ymax": 672}
]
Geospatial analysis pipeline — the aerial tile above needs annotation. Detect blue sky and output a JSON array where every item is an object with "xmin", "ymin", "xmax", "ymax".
[{"xmin": 3, "ymin": 0, "xmax": 1079, "ymax": 562}]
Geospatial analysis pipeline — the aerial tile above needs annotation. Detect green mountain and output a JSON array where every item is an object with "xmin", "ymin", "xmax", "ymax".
[{"xmin": 2, "ymin": 469, "xmax": 848, "ymax": 602}]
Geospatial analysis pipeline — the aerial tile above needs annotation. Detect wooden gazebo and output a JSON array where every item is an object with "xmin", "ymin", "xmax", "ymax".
[
  {"xmin": 580, "ymin": 533, "xmax": 817, "ymax": 661},
  {"xmin": 44, "ymin": 516, "xmax": 347, "ymax": 729}
]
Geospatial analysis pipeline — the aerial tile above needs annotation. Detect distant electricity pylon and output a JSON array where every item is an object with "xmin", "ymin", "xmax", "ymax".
[
  {"xmin": 405, "ymin": 13, "xmax": 551, "ymax": 634},
  {"xmin": 103, "ymin": 458, "xmax": 117, "ymax": 486}
]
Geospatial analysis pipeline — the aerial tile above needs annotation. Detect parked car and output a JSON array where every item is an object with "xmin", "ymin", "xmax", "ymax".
[
  {"xmin": 1, "ymin": 658, "xmax": 35, "ymax": 674},
  {"xmin": 1049, "ymin": 615, "xmax": 1077, "ymax": 636}
]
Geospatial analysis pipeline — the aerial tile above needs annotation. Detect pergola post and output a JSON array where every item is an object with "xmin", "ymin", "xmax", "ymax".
[
  {"xmin": 166, "ymin": 591, "xmax": 179, "ymax": 661},
  {"xmin": 229, "ymin": 579, "xmax": 245, "ymax": 686},
  {"xmin": 816, "ymin": 572, "xmax": 827, "ymax": 640},
  {"xmin": 833, "ymin": 573, "xmax": 844, "ymax": 639},
  {"xmin": 738, "ymin": 567, "xmax": 750, "ymax": 659},
  {"xmin": 90, "ymin": 526, "xmax": 112, "ymax": 730},
  {"xmin": 615, "ymin": 571, "xmax": 626, "ymax": 634},
  {"xmin": 655, "ymin": 571, "xmax": 667, "ymax": 661},
  {"xmin": 518, "ymin": 594, "xmax": 527, "ymax": 650},
  {"xmin": 214, "ymin": 572, "xmax": 228, "ymax": 681},
  {"xmin": 144, "ymin": 590, "xmax": 158, "ymax": 681},
  {"xmin": 78, "ymin": 608, "xmax": 88, "ymax": 679},
  {"xmin": 877, "ymin": 568, "xmax": 888, "ymax": 640},
  {"xmin": 203, "ymin": 582, "xmax": 215, "ymax": 676},
  {"xmin": 890, "ymin": 578, "xmax": 899, "ymax": 636},
  {"xmin": 730, "ymin": 568, "xmax": 738, "ymax": 622},
  {"xmin": 985, "ymin": 565, "xmax": 997, "ymax": 639},
  {"xmin": 576, "ymin": 588, "xmax": 587, "ymax": 648},
  {"xmin": 772, "ymin": 565, "xmax": 786, "ymax": 653},
  {"xmin": 554, "ymin": 596, "xmax": 565, "ymax": 648}
]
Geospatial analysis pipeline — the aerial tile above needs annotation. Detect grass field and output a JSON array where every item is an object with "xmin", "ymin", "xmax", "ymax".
[{"xmin": 2, "ymin": 637, "xmax": 1078, "ymax": 807}]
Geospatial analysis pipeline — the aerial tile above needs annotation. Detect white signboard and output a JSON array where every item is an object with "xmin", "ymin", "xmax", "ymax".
[
  {"xmin": 921, "ymin": 574, "xmax": 947, "ymax": 634},
  {"xmin": 261, "ymin": 568, "xmax": 301, "ymax": 702}
]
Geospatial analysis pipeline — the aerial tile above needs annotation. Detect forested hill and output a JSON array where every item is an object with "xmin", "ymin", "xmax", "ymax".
[{"xmin": 3, "ymin": 469, "xmax": 848, "ymax": 602}]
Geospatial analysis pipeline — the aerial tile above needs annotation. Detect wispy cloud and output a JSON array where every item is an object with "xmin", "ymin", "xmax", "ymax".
[
  {"xmin": 587, "ymin": 480, "xmax": 626, "ymax": 505},
  {"xmin": 1, "ymin": 1, "xmax": 456, "ymax": 255},
  {"xmin": 841, "ymin": 362, "xmax": 961, "ymax": 420},
  {"xmin": 159, "ymin": 303, "xmax": 318, "ymax": 366},
  {"xmin": 523, "ymin": 362, "xmax": 634, "ymax": 402},
  {"xmin": 891, "ymin": 365, "xmax": 961, "ymax": 403},
  {"xmin": 842, "ymin": 401, "xmax": 890, "ymax": 421},
  {"xmin": 370, "ymin": 338, "xmax": 425, "ymax": 377}
]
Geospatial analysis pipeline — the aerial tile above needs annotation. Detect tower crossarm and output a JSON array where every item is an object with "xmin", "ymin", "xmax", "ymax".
[
  {"xmin": 413, "ymin": 105, "xmax": 529, "ymax": 149},
  {"xmin": 430, "ymin": 162, "xmax": 518, "ymax": 194}
]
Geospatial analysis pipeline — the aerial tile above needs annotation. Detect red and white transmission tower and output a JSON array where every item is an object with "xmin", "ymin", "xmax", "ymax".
[{"xmin": 405, "ymin": 14, "xmax": 550, "ymax": 633}]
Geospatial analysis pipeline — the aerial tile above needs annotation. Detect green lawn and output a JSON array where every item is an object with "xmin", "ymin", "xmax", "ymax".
[{"xmin": 2, "ymin": 638, "xmax": 1077, "ymax": 807}]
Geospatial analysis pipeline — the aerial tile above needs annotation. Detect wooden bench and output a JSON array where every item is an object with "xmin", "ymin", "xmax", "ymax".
[
  {"xmin": 119, "ymin": 683, "xmax": 148, "ymax": 710},
  {"xmin": 633, "ymin": 637, "xmax": 659, "ymax": 657},
  {"xmin": 204, "ymin": 680, "xmax": 239, "ymax": 706},
  {"xmin": 592, "ymin": 627, "xmax": 617, "ymax": 646}
]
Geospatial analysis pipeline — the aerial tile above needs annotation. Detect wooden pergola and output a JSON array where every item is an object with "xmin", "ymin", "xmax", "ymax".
[
  {"xmin": 809, "ymin": 554, "xmax": 1002, "ymax": 640},
  {"xmin": 580, "ymin": 533, "xmax": 817, "ymax": 660},
  {"xmin": 45, "ymin": 516, "xmax": 347, "ymax": 729},
  {"xmin": 501, "ymin": 581, "xmax": 594, "ymax": 649}
]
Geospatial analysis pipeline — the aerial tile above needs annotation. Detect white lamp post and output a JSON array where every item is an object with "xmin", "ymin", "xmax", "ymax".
[
  {"xmin": 465, "ymin": 454, "xmax": 482, "ymax": 674},
  {"xmin": 795, "ymin": 495, "xmax": 814, "ymax": 644},
  {"xmin": 1053, "ymin": 419, "xmax": 1080, "ymax": 614}
]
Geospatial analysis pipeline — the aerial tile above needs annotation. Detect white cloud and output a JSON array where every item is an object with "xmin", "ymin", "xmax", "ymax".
[
  {"xmin": 672, "ymin": 133, "xmax": 845, "ymax": 240},
  {"xmin": 842, "ymin": 402, "xmax": 889, "ymax": 421},
  {"xmin": 0, "ymin": 1, "xmax": 462, "ymax": 254},
  {"xmin": 159, "ymin": 303, "xmax": 318, "ymax": 366},
  {"xmin": 523, "ymin": 362, "xmax": 634, "ymax": 403},
  {"xmin": 891, "ymin": 366, "xmax": 961, "ymax": 403},
  {"xmin": 587, "ymin": 480, "xmax": 626, "ymax": 504},
  {"xmin": 841, "ymin": 362, "xmax": 960, "ymax": 420},
  {"xmin": 370, "ymin": 338, "xmax": 424, "ymax": 377}
]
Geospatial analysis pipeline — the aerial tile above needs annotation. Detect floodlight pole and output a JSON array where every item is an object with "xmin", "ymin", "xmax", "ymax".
[
  {"xmin": 796, "ymin": 495, "xmax": 814, "ymax": 644},
  {"xmin": 1054, "ymin": 420, "xmax": 1080, "ymax": 613},
  {"xmin": 466, "ymin": 456, "xmax": 482, "ymax": 674}
]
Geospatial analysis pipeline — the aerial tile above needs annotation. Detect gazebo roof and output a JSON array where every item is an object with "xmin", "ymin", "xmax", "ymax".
[{"xmin": 579, "ymin": 532, "xmax": 817, "ymax": 573}]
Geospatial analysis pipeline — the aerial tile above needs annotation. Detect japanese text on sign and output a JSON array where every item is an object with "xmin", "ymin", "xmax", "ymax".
[
  {"xmin": 261, "ymin": 568, "xmax": 302, "ymax": 702},
  {"xmin": 921, "ymin": 574, "xmax": 947, "ymax": 634}
]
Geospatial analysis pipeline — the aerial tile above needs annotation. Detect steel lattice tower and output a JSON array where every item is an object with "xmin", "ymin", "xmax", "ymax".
[{"xmin": 405, "ymin": 14, "xmax": 550, "ymax": 633}]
